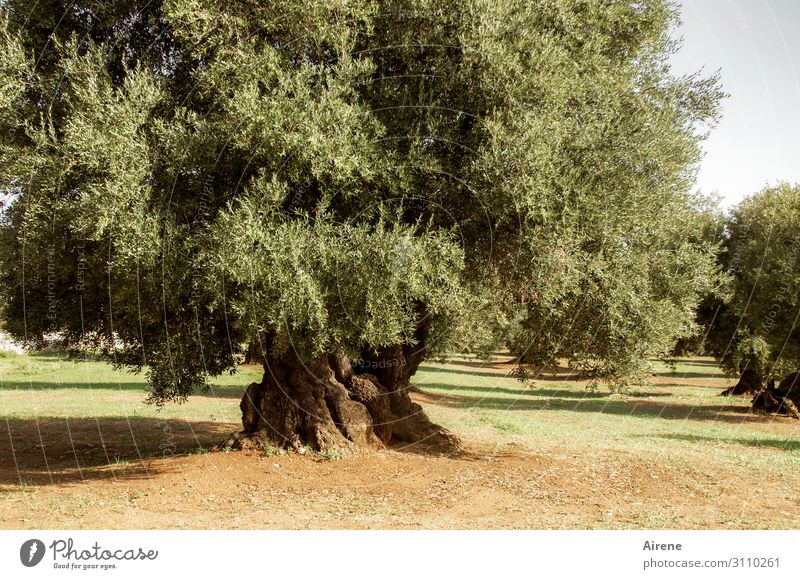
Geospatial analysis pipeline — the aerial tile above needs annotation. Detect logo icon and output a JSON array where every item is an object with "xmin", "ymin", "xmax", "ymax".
[{"xmin": 20, "ymin": 539, "xmax": 46, "ymax": 567}]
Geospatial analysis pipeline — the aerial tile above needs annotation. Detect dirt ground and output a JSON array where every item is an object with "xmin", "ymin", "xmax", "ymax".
[{"xmin": 1, "ymin": 400, "xmax": 798, "ymax": 529}]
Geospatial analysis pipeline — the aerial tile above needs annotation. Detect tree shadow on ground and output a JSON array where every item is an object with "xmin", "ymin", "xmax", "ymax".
[
  {"xmin": 650, "ymin": 433, "xmax": 800, "ymax": 452},
  {"xmin": 653, "ymin": 371, "xmax": 727, "ymax": 380},
  {"xmin": 672, "ymin": 359, "xmax": 719, "ymax": 367},
  {"xmin": 420, "ymin": 365, "xmax": 588, "ymax": 382},
  {"xmin": 418, "ymin": 366, "xmax": 515, "ymax": 380},
  {"xmin": 388, "ymin": 438, "xmax": 480, "ymax": 459},
  {"xmin": 0, "ymin": 380, "xmax": 248, "ymax": 399},
  {"xmin": 438, "ymin": 357, "xmax": 730, "ymax": 381},
  {"xmin": 653, "ymin": 359, "xmax": 730, "ymax": 380},
  {"xmin": 1, "ymin": 380, "xmax": 147, "ymax": 391},
  {"xmin": 650, "ymin": 384, "xmax": 738, "ymax": 402},
  {"xmin": 0, "ymin": 409, "xmax": 466, "ymax": 488},
  {"xmin": 420, "ymin": 388, "xmax": 768, "ymax": 425},
  {"xmin": 417, "ymin": 381, "xmax": 671, "ymax": 399},
  {"xmin": 440, "ymin": 355, "xmax": 513, "ymax": 367},
  {"xmin": 437, "ymin": 359, "xmax": 512, "ymax": 368},
  {"xmin": 0, "ymin": 416, "xmax": 235, "ymax": 487}
]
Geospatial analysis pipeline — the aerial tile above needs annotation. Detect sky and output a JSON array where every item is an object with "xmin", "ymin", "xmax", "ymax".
[{"xmin": 669, "ymin": 0, "xmax": 800, "ymax": 207}]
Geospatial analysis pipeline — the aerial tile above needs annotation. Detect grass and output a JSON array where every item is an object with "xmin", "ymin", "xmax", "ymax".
[
  {"xmin": 0, "ymin": 351, "xmax": 262, "ymax": 423},
  {"xmin": 414, "ymin": 356, "xmax": 800, "ymax": 473},
  {"xmin": 1, "ymin": 350, "xmax": 798, "ymax": 483},
  {"xmin": 1, "ymin": 351, "xmax": 799, "ymax": 530},
  {"xmin": 262, "ymin": 444, "xmax": 283, "ymax": 457},
  {"xmin": 317, "ymin": 449, "xmax": 344, "ymax": 461}
]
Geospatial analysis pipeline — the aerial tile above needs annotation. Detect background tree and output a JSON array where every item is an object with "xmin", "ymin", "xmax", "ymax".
[
  {"xmin": 670, "ymin": 194, "xmax": 728, "ymax": 357},
  {"xmin": 705, "ymin": 183, "xmax": 800, "ymax": 391},
  {"xmin": 0, "ymin": 0, "xmax": 723, "ymax": 453}
]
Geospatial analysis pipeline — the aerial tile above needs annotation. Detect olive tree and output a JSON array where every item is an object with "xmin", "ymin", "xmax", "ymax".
[
  {"xmin": 706, "ymin": 183, "xmax": 800, "ymax": 388},
  {"xmin": 0, "ymin": 0, "xmax": 723, "ymax": 452}
]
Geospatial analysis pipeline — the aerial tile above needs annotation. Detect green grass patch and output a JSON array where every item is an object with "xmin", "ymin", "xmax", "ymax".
[
  {"xmin": 413, "ymin": 355, "xmax": 800, "ymax": 472},
  {"xmin": 1, "ymin": 351, "xmax": 798, "ymax": 475},
  {"xmin": 0, "ymin": 351, "xmax": 262, "ymax": 423}
]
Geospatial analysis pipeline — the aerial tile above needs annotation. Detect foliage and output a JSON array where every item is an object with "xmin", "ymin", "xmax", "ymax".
[
  {"xmin": 0, "ymin": 0, "xmax": 724, "ymax": 401},
  {"xmin": 705, "ymin": 183, "xmax": 800, "ymax": 378},
  {"xmin": 670, "ymin": 194, "xmax": 729, "ymax": 357},
  {"xmin": 730, "ymin": 334, "xmax": 771, "ymax": 378}
]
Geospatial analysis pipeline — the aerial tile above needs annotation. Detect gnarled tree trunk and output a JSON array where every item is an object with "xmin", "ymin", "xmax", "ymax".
[
  {"xmin": 720, "ymin": 368, "xmax": 762, "ymax": 396},
  {"xmin": 751, "ymin": 371, "xmax": 800, "ymax": 419},
  {"xmin": 218, "ymin": 321, "xmax": 460, "ymax": 454},
  {"xmin": 243, "ymin": 341, "xmax": 265, "ymax": 366}
]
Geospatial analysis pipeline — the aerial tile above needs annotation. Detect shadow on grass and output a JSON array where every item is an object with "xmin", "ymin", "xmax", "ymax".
[
  {"xmin": 0, "ymin": 416, "xmax": 236, "ymax": 487},
  {"xmin": 1, "ymin": 380, "xmax": 148, "ymax": 391},
  {"xmin": 1, "ymin": 352, "xmax": 257, "ymax": 398},
  {"xmin": 420, "ymin": 388, "xmax": 767, "ymax": 425},
  {"xmin": 671, "ymin": 359, "xmax": 719, "ymax": 367},
  {"xmin": 651, "ymin": 433, "xmax": 800, "ymax": 452},
  {"xmin": 417, "ymin": 381, "xmax": 673, "ymax": 399},
  {"xmin": 417, "ymin": 381, "xmax": 611, "ymax": 399},
  {"xmin": 440, "ymin": 354, "xmax": 513, "ymax": 367},
  {"xmin": 653, "ymin": 358, "xmax": 730, "ymax": 380},
  {"xmin": 418, "ymin": 367, "xmax": 514, "ymax": 380},
  {"xmin": 0, "ymin": 380, "xmax": 248, "ymax": 399},
  {"xmin": 419, "ymin": 365, "xmax": 588, "ymax": 382},
  {"xmin": 654, "ymin": 382, "xmax": 729, "ymax": 392},
  {"xmin": 653, "ymin": 371, "xmax": 727, "ymax": 380},
  {"xmin": 438, "ymin": 358, "xmax": 513, "ymax": 368}
]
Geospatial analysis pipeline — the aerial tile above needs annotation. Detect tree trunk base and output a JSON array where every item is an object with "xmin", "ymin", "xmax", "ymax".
[
  {"xmin": 216, "ymin": 349, "xmax": 461, "ymax": 455},
  {"xmin": 751, "ymin": 371, "xmax": 800, "ymax": 419},
  {"xmin": 721, "ymin": 368, "xmax": 762, "ymax": 396}
]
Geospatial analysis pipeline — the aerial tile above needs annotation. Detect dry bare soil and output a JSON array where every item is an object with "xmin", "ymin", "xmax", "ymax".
[{"xmin": 1, "ymin": 354, "xmax": 798, "ymax": 529}]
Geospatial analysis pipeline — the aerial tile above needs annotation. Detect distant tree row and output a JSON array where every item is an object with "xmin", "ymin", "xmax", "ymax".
[{"xmin": 688, "ymin": 183, "xmax": 800, "ymax": 399}]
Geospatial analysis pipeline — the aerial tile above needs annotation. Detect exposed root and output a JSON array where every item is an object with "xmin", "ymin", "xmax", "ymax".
[
  {"xmin": 218, "ymin": 345, "xmax": 461, "ymax": 455},
  {"xmin": 721, "ymin": 368, "xmax": 762, "ymax": 396},
  {"xmin": 751, "ymin": 371, "xmax": 800, "ymax": 419}
]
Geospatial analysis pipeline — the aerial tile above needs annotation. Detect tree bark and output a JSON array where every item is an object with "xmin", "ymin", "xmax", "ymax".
[
  {"xmin": 218, "ymin": 327, "xmax": 460, "ymax": 454},
  {"xmin": 751, "ymin": 371, "xmax": 800, "ymax": 419},
  {"xmin": 720, "ymin": 368, "xmax": 762, "ymax": 396},
  {"xmin": 243, "ymin": 341, "xmax": 265, "ymax": 366}
]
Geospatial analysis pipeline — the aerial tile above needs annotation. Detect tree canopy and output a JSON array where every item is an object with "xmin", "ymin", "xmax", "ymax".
[
  {"xmin": 0, "ymin": 0, "xmax": 724, "ymax": 449},
  {"xmin": 703, "ymin": 183, "xmax": 800, "ymax": 382}
]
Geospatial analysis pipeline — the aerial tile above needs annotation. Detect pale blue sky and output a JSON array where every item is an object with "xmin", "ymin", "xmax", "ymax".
[{"xmin": 670, "ymin": 0, "xmax": 800, "ymax": 206}]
